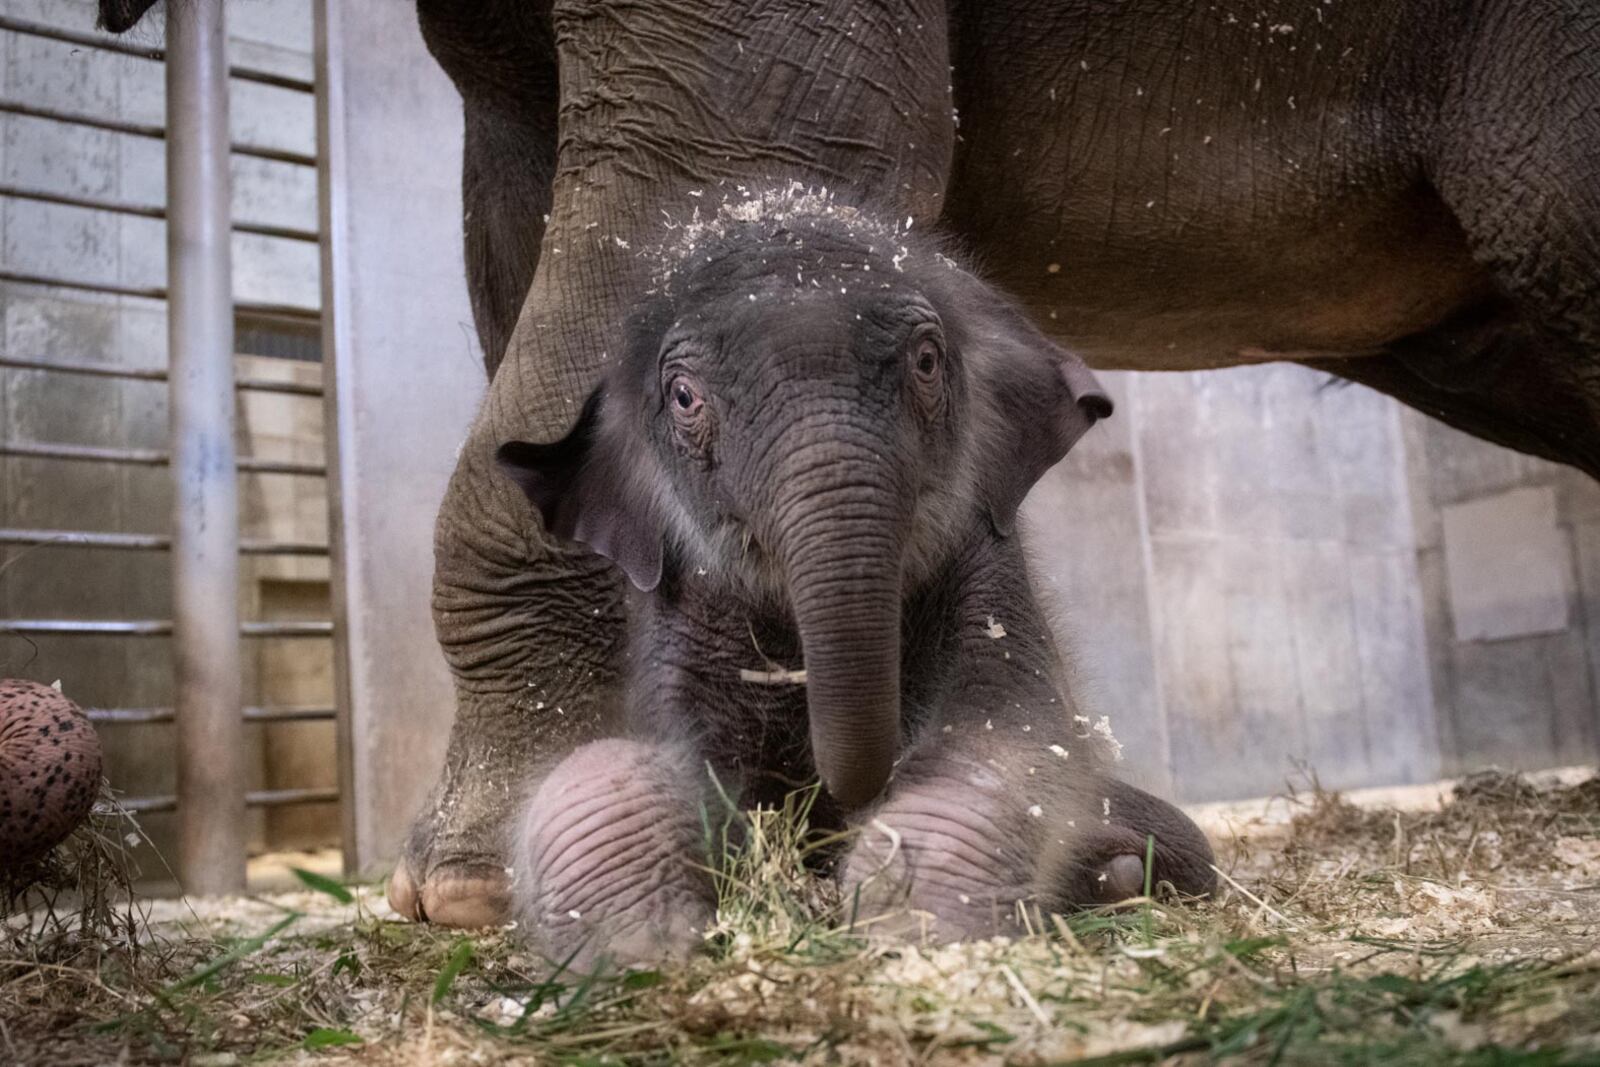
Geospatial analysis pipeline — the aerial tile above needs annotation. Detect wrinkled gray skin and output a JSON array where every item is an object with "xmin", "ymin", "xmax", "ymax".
[
  {"xmin": 493, "ymin": 207, "xmax": 1215, "ymax": 965},
  {"xmin": 100, "ymin": 0, "xmax": 1600, "ymax": 927}
]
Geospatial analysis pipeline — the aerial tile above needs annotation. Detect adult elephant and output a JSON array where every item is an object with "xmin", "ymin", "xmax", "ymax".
[{"xmin": 100, "ymin": 0, "xmax": 1600, "ymax": 926}]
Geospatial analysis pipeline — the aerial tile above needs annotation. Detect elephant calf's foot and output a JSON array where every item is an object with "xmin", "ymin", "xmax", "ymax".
[
  {"xmin": 513, "ymin": 739, "xmax": 715, "ymax": 972},
  {"xmin": 842, "ymin": 756, "xmax": 1216, "ymax": 941},
  {"xmin": 1042, "ymin": 777, "xmax": 1219, "ymax": 905}
]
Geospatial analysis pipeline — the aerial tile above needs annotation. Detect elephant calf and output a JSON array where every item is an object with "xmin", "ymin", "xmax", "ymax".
[{"xmin": 496, "ymin": 190, "xmax": 1215, "ymax": 968}]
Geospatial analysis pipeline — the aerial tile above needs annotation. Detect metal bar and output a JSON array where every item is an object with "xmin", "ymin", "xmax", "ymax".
[
  {"xmin": 0, "ymin": 100, "xmax": 317, "ymax": 167},
  {"xmin": 0, "ymin": 269, "xmax": 164, "ymax": 302},
  {"xmin": 0, "ymin": 527, "xmax": 329, "ymax": 556},
  {"xmin": 87, "ymin": 705, "xmax": 338, "ymax": 725},
  {"xmin": 0, "ymin": 442, "xmax": 327, "ymax": 477},
  {"xmin": 248, "ymin": 787, "xmax": 340, "ymax": 807},
  {"xmin": 254, "ymin": 620, "xmax": 334, "ymax": 637},
  {"xmin": 168, "ymin": 0, "xmax": 243, "ymax": 896},
  {"xmin": 0, "ymin": 184, "xmax": 320, "ymax": 243},
  {"xmin": 318, "ymin": 0, "xmax": 488, "ymax": 879},
  {"xmin": 0, "ymin": 619, "xmax": 332, "ymax": 636},
  {"xmin": 0, "ymin": 356, "xmax": 326, "ymax": 397},
  {"xmin": 119, "ymin": 795, "xmax": 178, "ymax": 815},
  {"xmin": 0, "ymin": 355, "xmax": 166, "ymax": 383},
  {"xmin": 118, "ymin": 787, "xmax": 339, "ymax": 816},
  {"xmin": 0, "ymin": 184, "xmax": 162, "ymax": 221},
  {"xmin": 0, "ymin": 14, "xmax": 315, "ymax": 92},
  {"xmin": 1, "ymin": 441, "xmax": 166, "ymax": 466},
  {"xmin": 238, "ymin": 457, "xmax": 326, "ymax": 476},
  {"xmin": 2, "ymin": 619, "xmax": 173, "ymax": 636},
  {"xmin": 0, "ymin": 270, "xmax": 325, "ymax": 326},
  {"xmin": 0, "ymin": 528, "xmax": 169, "ymax": 550}
]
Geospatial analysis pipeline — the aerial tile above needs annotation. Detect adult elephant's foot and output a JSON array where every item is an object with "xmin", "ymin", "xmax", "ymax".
[
  {"xmin": 396, "ymin": 461, "xmax": 627, "ymax": 928},
  {"xmin": 387, "ymin": 723, "xmax": 523, "ymax": 928},
  {"xmin": 511, "ymin": 739, "xmax": 716, "ymax": 972},
  {"xmin": 386, "ymin": 679, "xmax": 618, "ymax": 928}
]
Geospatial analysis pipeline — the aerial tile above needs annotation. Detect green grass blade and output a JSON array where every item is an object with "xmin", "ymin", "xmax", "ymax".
[
  {"xmin": 166, "ymin": 911, "xmax": 301, "ymax": 995},
  {"xmin": 291, "ymin": 867, "xmax": 354, "ymax": 904},
  {"xmin": 303, "ymin": 1027, "xmax": 363, "ymax": 1048},
  {"xmin": 433, "ymin": 938, "xmax": 476, "ymax": 1004}
]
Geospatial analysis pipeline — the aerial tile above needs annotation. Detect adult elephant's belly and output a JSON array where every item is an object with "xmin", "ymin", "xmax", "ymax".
[
  {"xmin": 944, "ymin": 0, "xmax": 1491, "ymax": 372},
  {"xmin": 957, "ymin": 180, "xmax": 1492, "ymax": 373}
]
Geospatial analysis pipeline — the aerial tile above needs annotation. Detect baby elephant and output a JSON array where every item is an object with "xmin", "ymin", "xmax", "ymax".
[{"xmin": 497, "ymin": 192, "xmax": 1215, "ymax": 968}]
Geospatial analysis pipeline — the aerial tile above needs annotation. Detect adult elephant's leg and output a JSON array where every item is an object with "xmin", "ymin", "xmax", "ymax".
[
  {"xmin": 397, "ymin": 0, "xmax": 957, "ymax": 927},
  {"xmin": 1433, "ymin": 1, "xmax": 1599, "ymax": 356},
  {"xmin": 388, "ymin": 1, "xmax": 568, "ymax": 927},
  {"xmin": 416, "ymin": 0, "xmax": 558, "ymax": 379},
  {"xmin": 1313, "ymin": 4, "xmax": 1600, "ymax": 484},
  {"xmin": 1381, "ymin": 0, "xmax": 1600, "ymax": 475},
  {"xmin": 390, "ymin": 480, "xmax": 624, "ymax": 927}
]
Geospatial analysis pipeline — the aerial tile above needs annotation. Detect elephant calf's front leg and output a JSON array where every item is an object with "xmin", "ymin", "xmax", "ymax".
[
  {"xmin": 513, "ymin": 739, "xmax": 716, "ymax": 971},
  {"xmin": 843, "ymin": 723, "xmax": 1216, "ymax": 940}
]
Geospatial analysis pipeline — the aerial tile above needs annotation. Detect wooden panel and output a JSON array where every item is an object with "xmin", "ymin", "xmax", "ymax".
[{"xmin": 316, "ymin": 0, "xmax": 484, "ymax": 876}]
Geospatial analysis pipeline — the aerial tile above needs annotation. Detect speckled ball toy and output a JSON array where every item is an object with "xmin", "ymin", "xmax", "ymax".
[{"xmin": 0, "ymin": 679, "xmax": 103, "ymax": 864}]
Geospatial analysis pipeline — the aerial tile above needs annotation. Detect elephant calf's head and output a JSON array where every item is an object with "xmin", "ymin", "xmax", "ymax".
[{"xmin": 498, "ymin": 191, "xmax": 1110, "ymax": 809}]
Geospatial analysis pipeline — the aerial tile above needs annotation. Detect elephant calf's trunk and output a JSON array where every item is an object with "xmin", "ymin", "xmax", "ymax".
[{"xmin": 787, "ymin": 536, "xmax": 904, "ymax": 811}]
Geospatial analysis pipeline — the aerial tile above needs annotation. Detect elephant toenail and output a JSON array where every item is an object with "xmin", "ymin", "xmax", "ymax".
[
  {"xmin": 387, "ymin": 861, "xmax": 422, "ymax": 921},
  {"xmin": 1100, "ymin": 854, "xmax": 1147, "ymax": 901},
  {"xmin": 418, "ymin": 867, "xmax": 512, "ymax": 929}
]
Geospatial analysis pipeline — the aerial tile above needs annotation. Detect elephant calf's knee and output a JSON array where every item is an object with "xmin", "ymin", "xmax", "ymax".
[{"xmin": 513, "ymin": 739, "xmax": 714, "ymax": 970}]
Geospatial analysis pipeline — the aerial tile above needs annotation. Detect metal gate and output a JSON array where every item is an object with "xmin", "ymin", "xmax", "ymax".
[{"xmin": 0, "ymin": 1, "xmax": 336, "ymax": 893}]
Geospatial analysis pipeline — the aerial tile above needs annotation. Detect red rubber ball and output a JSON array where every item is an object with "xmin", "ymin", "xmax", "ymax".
[{"xmin": 0, "ymin": 679, "xmax": 104, "ymax": 864}]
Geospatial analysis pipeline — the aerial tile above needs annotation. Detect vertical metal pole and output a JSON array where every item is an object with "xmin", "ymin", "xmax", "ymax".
[
  {"xmin": 167, "ymin": 0, "xmax": 245, "ymax": 895},
  {"xmin": 313, "ymin": 0, "xmax": 361, "ymax": 879}
]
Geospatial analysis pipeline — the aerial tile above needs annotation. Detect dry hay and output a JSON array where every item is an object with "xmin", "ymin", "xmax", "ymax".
[
  {"xmin": 2, "ymin": 770, "xmax": 1598, "ymax": 1066},
  {"xmin": 3, "ymin": 784, "xmax": 149, "ymax": 959}
]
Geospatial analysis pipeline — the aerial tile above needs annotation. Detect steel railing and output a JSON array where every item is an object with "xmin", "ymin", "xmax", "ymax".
[
  {"xmin": 1, "ymin": 619, "xmax": 333, "ymax": 637},
  {"xmin": 0, "ymin": 355, "xmax": 323, "ymax": 397},
  {"xmin": 88, "ymin": 705, "xmax": 336, "ymax": 724},
  {"xmin": 0, "ymin": 528, "xmax": 328, "ymax": 556},
  {"xmin": 0, "ymin": 269, "xmax": 321, "ymax": 323},
  {"xmin": 0, "ymin": 100, "xmax": 315, "ymax": 168},
  {"xmin": 0, "ymin": 13, "xmax": 314, "ymax": 93},
  {"xmin": 0, "ymin": 185, "xmax": 319, "ymax": 244},
  {"xmin": 0, "ymin": 3, "xmax": 339, "ymax": 879},
  {"xmin": 0, "ymin": 440, "xmax": 327, "ymax": 477},
  {"xmin": 121, "ymin": 787, "xmax": 337, "ymax": 816}
]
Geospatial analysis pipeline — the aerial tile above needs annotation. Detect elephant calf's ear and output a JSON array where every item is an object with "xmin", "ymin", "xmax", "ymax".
[
  {"xmin": 970, "ymin": 306, "xmax": 1113, "ymax": 536},
  {"xmin": 496, "ymin": 391, "xmax": 665, "ymax": 592}
]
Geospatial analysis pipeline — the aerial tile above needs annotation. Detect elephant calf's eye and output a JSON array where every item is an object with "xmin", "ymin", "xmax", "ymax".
[
  {"xmin": 666, "ymin": 373, "xmax": 713, "ymax": 453},
  {"xmin": 908, "ymin": 335, "xmax": 946, "ymax": 419},
  {"xmin": 671, "ymin": 378, "xmax": 702, "ymax": 415}
]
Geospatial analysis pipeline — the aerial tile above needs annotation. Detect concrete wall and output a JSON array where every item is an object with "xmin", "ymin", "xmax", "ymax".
[
  {"xmin": 1028, "ymin": 363, "xmax": 1600, "ymax": 804},
  {"xmin": 0, "ymin": 0, "xmax": 331, "ymax": 872},
  {"xmin": 1402, "ymin": 413, "xmax": 1600, "ymax": 774},
  {"xmin": 1026, "ymin": 365, "xmax": 1442, "ymax": 802}
]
